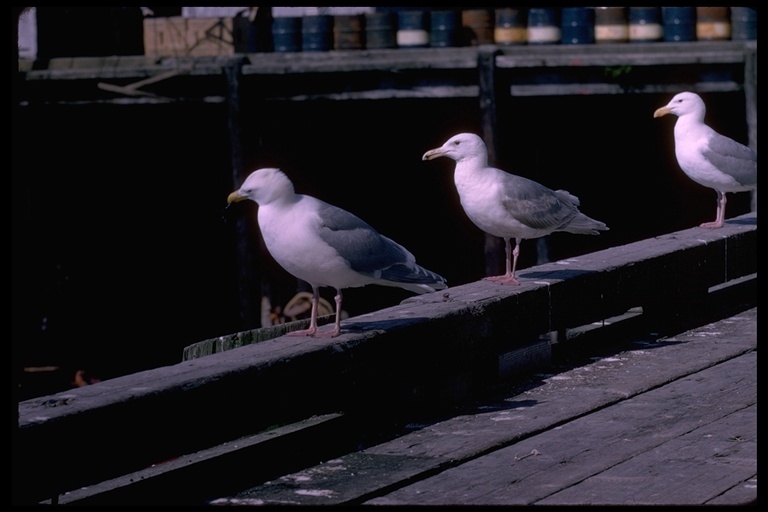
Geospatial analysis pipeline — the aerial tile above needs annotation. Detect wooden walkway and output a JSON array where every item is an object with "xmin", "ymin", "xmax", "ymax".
[
  {"xmin": 18, "ymin": 216, "xmax": 756, "ymax": 506},
  {"xmin": 213, "ymin": 307, "xmax": 757, "ymax": 506}
]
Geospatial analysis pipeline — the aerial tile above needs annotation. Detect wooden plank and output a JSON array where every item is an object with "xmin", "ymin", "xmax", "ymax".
[
  {"xmin": 212, "ymin": 452, "xmax": 439, "ymax": 506},
  {"xmin": 182, "ymin": 314, "xmax": 337, "ymax": 359},
  {"xmin": 227, "ymin": 309, "xmax": 756, "ymax": 505},
  {"xmin": 707, "ymin": 475, "xmax": 758, "ymax": 505},
  {"xmin": 510, "ymin": 81, "xmax": 742, "ymax": 97},
  {"xmin": 241, "ymin": 47, "xmax": 479, "ymax": 75},
  {"xmin": 538, "ymin": 405, "xmax": 757, "ymax": 505},
  {"xmin": 366, "ymin": 352, "xmax": 756, "ymax": 506},
  {"xmin": 185, "ymin": 18, "xmax": 235, "ymax": 57},
  {"xmin": 494, "ymin": 41, "xmax": 754, "ymax": 68},
  {"xmin": 143, "ymin": 17, "xmax": 186, "ymax": 57},
  {"xmin": 22, "ymin": 41, "xmax": 754, "ymax": 81},
  {"xmin": 143, "ymin": 17, "xmax": 236, "ymax": 58},
  {"xmin": 277, "ymin": 85, "xmax": 479, "ymax": 101},
  {"xmin": 47, "ymin": 413, "xmax": 350, "ymax": 505}
]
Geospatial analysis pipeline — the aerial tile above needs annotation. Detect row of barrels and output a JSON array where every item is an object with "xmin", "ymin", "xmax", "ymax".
[{"xmin": 270, "ymin": 7, "xmax": 758, "ymax": 52}]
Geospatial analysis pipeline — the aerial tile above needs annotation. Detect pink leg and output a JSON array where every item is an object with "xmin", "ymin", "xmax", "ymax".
[
  {"xmin": 700, "ymin": 191, "xmax": 726, "ymax": 228},
  {"xmin": 484, "ymin": 237, "xmax": 521, "ymax": 285},
  {"xmin": 287, "ymin": 286, "xmax": 320, "ymax": 336},
  {"xmin": 312, "ymin": 290, "xmax": 343, "ymax": 338}
]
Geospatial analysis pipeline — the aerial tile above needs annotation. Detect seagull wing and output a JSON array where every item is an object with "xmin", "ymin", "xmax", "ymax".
[
  {"xmin": 701, "ymin": 133, "xmax": 757, "ymax": 188},
  {"xmin": 315, "ymin": 202, "xmax": 445, "ymax": 289},
  {"xmin": 499, "ymin": 172, "xmax": 578, "ymax": 231}
]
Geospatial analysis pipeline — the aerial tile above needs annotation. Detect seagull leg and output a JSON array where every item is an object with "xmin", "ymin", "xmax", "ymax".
[
  {"xmin": 701, "ymin": 191, "xmax": 726, "ymax": 228},
  {"xmin": 287, "ymin": 286, "xmax": 320, "ymax": 337},
  {"xmin": 314, "ymin": 290, "xmax": 343, "ymax": 338},
  {"xmin": 484, "ymin": 237, "xmax": 521, "ymax": 285}
]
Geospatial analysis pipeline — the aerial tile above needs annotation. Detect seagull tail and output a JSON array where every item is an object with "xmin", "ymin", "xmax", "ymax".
[
  {"xmin": 396, "ymin": 281, "xmax": 448, "ymax": 294},
  {"xmin": 380, "ymin": 264, "xmax": 448, "ymax": 294},
  {"xmin": 562, "ymin": 214, "xmax": 609, "ymax": 235}
]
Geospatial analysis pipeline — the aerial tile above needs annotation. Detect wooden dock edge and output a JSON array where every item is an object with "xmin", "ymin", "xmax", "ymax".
[{"xmin": 14, "ymin": 213, "xmax": 757, "ymax": 504}]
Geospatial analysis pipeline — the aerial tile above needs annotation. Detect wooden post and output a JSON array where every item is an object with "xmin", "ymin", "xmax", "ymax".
[
  {"xmin": 743, "ymin": 44, "xmax": 757, "ymax": 212},
  {"xmin": 477, "ymin": 46, "xmax": 505, "ymax": 277},
  {"xmin": 743, "ymin": 45, "xmax": 757, "ymax": 152},
  {"xmin": 223, "ymin": 57, "xmax": 259, "ymax": 329}
]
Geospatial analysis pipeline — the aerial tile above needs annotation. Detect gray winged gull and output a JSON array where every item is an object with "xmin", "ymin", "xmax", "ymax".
[
  {"xmin": 654, "ymin": 91, "xmax": 757, "ymax": 228},
  {"xmin": 227, "ymin": 168, "xmax": 448, "ymax": 338},
  {"xmin": 422, "ymin": 133, "xmax": 608, "ymax": 286}
]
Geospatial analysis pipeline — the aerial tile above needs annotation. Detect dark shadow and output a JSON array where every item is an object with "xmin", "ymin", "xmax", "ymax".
[
  {"xmin": 340, "ymin": 316, "xmax": 431, "ymax": 334},
  {"xmin": 726, "ymin": 216, "xmax": 757, "ymax": 226},
  {"xmin": 518, "ymin": 268, "xmax": 599, "ymax": 281}
]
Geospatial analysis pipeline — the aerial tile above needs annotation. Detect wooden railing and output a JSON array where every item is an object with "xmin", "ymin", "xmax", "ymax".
[
  {"xmin": 14, "ymin": 212, "xmax": 756, "ymax": 505},
  {"xmin": 16, "ymin": 41, "xmax": 757, "ymax": 333}
]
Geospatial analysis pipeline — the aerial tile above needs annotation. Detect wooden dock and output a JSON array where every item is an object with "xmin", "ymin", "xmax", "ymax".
[
  {"xmin": 16, "ymin": 214, "xmax": 757, "ymax": 506},
  {"xmin": 212, "ymin": 308, "xmax": 756, "ymax": 506}
]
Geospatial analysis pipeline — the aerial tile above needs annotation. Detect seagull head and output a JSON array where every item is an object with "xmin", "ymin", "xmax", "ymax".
[
  {"xmin": 653, "ymin": 91, "xmax": 706, "ymax": 120},
  {"xmin": 422, "ymin": 133, "xmax": 488, "ymax": 163},
  {"xmin": 227, "ymin": 167, "xmax": 296, "ymax": 206}
]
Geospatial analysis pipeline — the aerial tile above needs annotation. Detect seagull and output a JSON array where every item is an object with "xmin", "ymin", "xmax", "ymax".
[
  {"xmin": 422, "ymin": 133, "xmax": 608, "ymax": 285},
  {"xmin": 654, "ymin": 91, "xmax": 757, "ymax": 228},
  {"xmin": 227, "ymin": 168, "xmax": 448, "ymax": 338}
]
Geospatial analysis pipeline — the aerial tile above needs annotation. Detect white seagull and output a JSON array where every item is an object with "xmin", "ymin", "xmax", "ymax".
[
  {"xmin": 423, "ymin": 133, "xmax": 608, "ymax": 286},
  {"xmin": 227, "ymin": 168, "xmax": 448, "ymax": 338},
  {"xmin": 654, "ymin": 91, "xmax": 757, "ymax": 228}
]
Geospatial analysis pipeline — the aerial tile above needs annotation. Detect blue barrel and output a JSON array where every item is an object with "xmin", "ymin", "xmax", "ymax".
[
  {"xmin": 495, "ymin": 7, "xmax": 527, "ymax": 45},
  {"xmin": 272, "ymin": 16, "xmax": 301, "ymax": 53},
  {"xmin": 731, "ymin": 7, "xmax": 757, "ymax": 40},
  {"xmin": 527, "ymin": 8, "xmax": 561, "ymax": 44},
  {"xmin": 628, "ymin": 6, "xmax": 663, "ymax": 42},
  {"xmin": 365, "ymin": 11, "xmax": 396, "ymax": 49},
  {"xmin": 302, "ymin": 14, "xmax": 333, "ymax": 52},
  {"xmin": 430, "ymin": 10, "xmax": 460, "ymax": 47},
  {"xmin": 662, "ymin": 6, "xmax": 696, "ymax": 42},
  {"xmin": 561, "ymin": 7, "xmax": 594, "ymax": 44},
  {"xmin": 397, "ymin": 10, "xmax": 430, "ymax": 48}
]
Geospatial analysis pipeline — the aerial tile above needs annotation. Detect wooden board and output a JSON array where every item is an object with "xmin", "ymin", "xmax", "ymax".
[
  {"xmin": 372, "ymin": 354, "xmax": 755, "ymax": 505},
  {"xmin": 143, "ymin": 17, "xmax": 236, "ymax": 57},
  {"xmin": 226, "ymin": 309, "xmax": 756, "ymax": 505}
]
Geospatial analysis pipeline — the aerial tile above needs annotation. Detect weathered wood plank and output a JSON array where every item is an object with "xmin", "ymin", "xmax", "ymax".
[
  {"xmin": 47, "ymin": 413, "xmax": 350, "ymax": 505},
  {"xmin": 510, "ymin": 81, "xmax": 742, "ymax": 97},
  {"xmin": 538, "ymin": 405, "xmax": 756, "ymax": 505},
  {"xmin": 366, "ymin": 353, "xmax": 756, "ymax": 505},
  {"xmin": 212, "ymin": 453, "xmax": 439, "ymax": 506},
  {"xmin": 495, "ymin": 40, "xmax": 755, "ymax": 68},
  {"xmin": 22, "ymin": 41, "xmax": 754, "ymax": 82},
  {"xmin": 242, "ymin": 47, "xmax": 480, "ymax": 75},
  {"xmin": 227, "ymin": 309, "xmax": 756, "ymax": 505},
  {"xmin": 182, "ymin": 314, "xmax": 337, "ymax": 359},
  {"xmin": 277, "ymin": 85, "xmax": 480, "ymax": 101},
  {"xmin": 707, "ymin": 475, "xmax": 758, "ymax": 505}
]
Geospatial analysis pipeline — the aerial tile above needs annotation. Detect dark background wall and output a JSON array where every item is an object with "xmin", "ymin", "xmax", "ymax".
[
  {"xmin": 13, "ymin": 8, "xmax": 753, "ymax": 398},
  {"xmin": 14, "ymin": 90, "xmax": 752, "ymax": 399}
]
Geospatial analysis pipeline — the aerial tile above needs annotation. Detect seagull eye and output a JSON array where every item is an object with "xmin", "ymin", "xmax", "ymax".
[{"xmin": 453, "ymin": 140, "xmax": 461, "ymax": 146}]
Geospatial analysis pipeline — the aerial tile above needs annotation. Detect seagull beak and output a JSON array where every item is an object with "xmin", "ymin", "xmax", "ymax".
[
  {"xmin": 422, "ymin": 147, "xmax": 445, "ymax": 161},
  {"xmin": 227, "ymin": 190, "xmax": 246, "ymax": 204},
  {"xmin": 653, "ymin": 106, "xmax": 671, "ymax": 118}
]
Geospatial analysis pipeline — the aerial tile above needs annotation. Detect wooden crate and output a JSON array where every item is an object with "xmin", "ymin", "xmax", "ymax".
[{"xmin": 143, "ymin": 16, "xmax": 238, "ymax": 57}]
